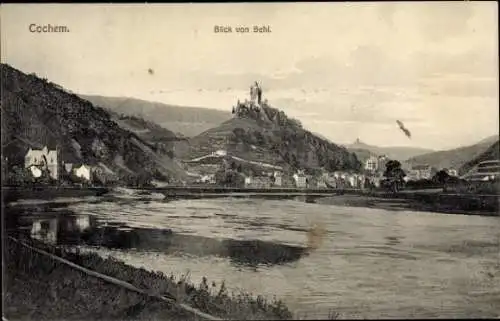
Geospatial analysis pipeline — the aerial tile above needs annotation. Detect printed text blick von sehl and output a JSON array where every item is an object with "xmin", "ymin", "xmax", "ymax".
[{"xmin": 214, "ymin": 25, "xmax": 272, "ymax": 33}]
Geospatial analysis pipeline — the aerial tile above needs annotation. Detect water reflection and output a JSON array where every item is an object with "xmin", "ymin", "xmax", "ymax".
[
  {"xmin": 6, "ymin": 204, "xmax": 308, "ymax": 267},
  {"xmin": 26, "ymin": 213, "xmax": 93, "ymax": 245},
  {"xmin": 31, "ymin": 218, "xmax": 58, "ymax": 244},
  {"xmin": 83, "ymin": 226, "xmax": 308, "ymax": 266}
]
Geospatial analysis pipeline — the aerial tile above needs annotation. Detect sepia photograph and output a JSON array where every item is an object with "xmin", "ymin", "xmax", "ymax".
[{"xmin": 1, "ymin": 2, "xmax": 499, "ymax": 320}]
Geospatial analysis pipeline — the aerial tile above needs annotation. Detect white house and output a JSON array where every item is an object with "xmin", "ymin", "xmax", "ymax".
[
  {"xmin": 293, "ymin": 172, "xmax": 307, "ymax": 188},
  {"xmin": 411, "ymin": 165, "xmax": 433, "ymax": 180},
  {"xmin": 213, "ymin": 150, "xmax": 227, "ymax": 157},
  {"xmin": 199, "ymin": 174, "xmax": 216, "ymax": 184},
  {"xmin": 348, "ymin": 175, "xmax": 356, "ymax": 188},
  {"xmin": 273, "ymin": 171, "xmax": 283, "ymax": 187},
  {"xmin": 74, "ymin": 164, "xmax": 92, "ymax": 181},
  {"xmin": 25, "ymin": 146, "xmax": 58, "ymax": 180},
  {"xmin": 245, "ymin": 176, "xmax": 273, "ymax": 188},
  {"xmin": 317, "ymin": 178, "xmax": 327, "ymax": 188},
  {"xmin": 365, "ymin": 156, "xmax": 378, "ymax": 172},
  {"xmin": 357, "ymin": 174, "xmax": 366, "ymax": 189}
]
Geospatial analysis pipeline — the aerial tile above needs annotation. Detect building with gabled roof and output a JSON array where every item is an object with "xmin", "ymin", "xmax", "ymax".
[{"xmin": 25, "ymin": 146, "xmax": 58, "ymax": 180}]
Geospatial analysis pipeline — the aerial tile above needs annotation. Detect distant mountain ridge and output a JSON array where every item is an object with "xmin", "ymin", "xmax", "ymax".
[
  {"xmin": 346, "ymin": 138, "xmax": 434, "ymax": 162},
  {"xmin": 79, "ymin": 95, "xmax": 231, "ymax": 137},
  {"xmin": 1, "ymin": 64, "xmax": 188, "ymax": 183},
  {"xmin": 405, "ymin": 135, "xmax": 499, "ymax": 173}
]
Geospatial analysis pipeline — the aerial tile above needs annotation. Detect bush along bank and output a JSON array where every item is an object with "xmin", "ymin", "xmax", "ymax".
[{"xmin": 4, "ymin": 237, "xmax": 293, "ymax": 320}]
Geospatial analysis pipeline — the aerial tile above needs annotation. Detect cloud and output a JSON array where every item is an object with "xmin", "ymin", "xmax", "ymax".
[
  {"xmin": 418, "ymin": 76, "xmax": 498, "ymax": 98},
  {"xmin": 409, "ymin": 3, "xmax": 475, "ymax": 42},
  {"xmin": 411, "ymin": 50, "xmax": 498, "ymax": 79}
]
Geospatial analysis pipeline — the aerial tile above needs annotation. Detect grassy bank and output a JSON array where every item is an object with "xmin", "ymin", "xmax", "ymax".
[{"xmin": 4, "ymin": 237, "xmax": 293, "ymax": 320}]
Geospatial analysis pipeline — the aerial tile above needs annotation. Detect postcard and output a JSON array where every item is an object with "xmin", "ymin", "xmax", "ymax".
[{"xmin": 2, "ymin": 2, "xmax": 499, "ymax": 320}]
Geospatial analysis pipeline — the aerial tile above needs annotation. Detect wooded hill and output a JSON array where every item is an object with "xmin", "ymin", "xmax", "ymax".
[{"xmin": 181, "ymin": 101, "xmax": 362, "ymax": 173}]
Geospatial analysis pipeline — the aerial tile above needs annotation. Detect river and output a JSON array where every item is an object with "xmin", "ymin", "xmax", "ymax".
[{"xmin": 5, "ymin": 194, "xmax": 500, "ymax": 319}]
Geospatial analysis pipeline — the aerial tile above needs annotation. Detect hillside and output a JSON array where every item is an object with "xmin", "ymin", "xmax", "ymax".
[
  {"xmin": 405, "ymin": 135, "xmax": 499, "ymax": 172},
  {"xmin": 1, "ymin": 64, "xmax": 188, "ymax": 184},
  {"xmin": 106, "ymin": 110, "xmax": 188, "ymax": 158},
  {"xmin": 181, "ymin": 101, "xmax": 361, "ymax": 173},
  {"xmin": 346, "ymin": 139, "xmax": 433, "ymax": 162},
  {"xmin": 459, "ymin": 140, "xmax": 500, "ymax": 175},
  {"xmin": 79, "ymin": 95, "xmax": 231, "ymax": 137}
]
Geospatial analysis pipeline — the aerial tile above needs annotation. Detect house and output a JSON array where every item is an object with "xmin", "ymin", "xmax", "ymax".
[
  {"xmin": 348, "ymin": 174, "xmax": 356, "ymax": 188},
  {"xmin": 244, "ymin": 176, "xmax": 272, "ymax": 188},
  {"xmin": 357, "ymin": 174, "xmax": 366, "ymax": 189},
  {"xmin": 273, "ymin": 171, "xmax": 283, "ymax": 187},
  {"xmin": 212, "ymin": 150, "xmax": 227, "ymax": 157},
  {"xmin": 370, "ymin": 176, "xmax": 382, "ymax": 187},
  {"xmin": 316, "ymin": 177, "xmax": 327, "ymax": 188},
  {"xmin": 198, "ymin": 174, "xmax": 216, "ymax": 184},
  {"xmin": 74, "ymin": 164, "xmax": 92, "ymax": 181},
  {"xmin": 411, "ymin": 164, "xmax": 432, "ymax": 180},
  {"xmin": 322, "ymin": 173, "xmax": 337, "ymax": 188},
  {"xmin": 406, "ymin": 169, "xmax": 420, "ymax": 181},
  {"xmin": 365, "ymin": 156, "xmax": 379, "ymax": 172},
  {"xmin": 293, "ymin": 172, "xmax": 307, "ymax": 188},
  {"xmin": 25, "ymin": 146, "xmax": 58, "ymax": 180},
  {"xmin": 377, "ymin": 155, "xmax": 389, "ymax": 173}
]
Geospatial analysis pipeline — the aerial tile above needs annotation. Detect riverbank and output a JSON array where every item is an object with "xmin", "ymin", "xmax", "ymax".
[
  {"xmin": 316, "ymin": 193, "xmax": 499, "ymax": 216},
  {"xmin": 4, "ymin": 236, "xmax": 293, "ymax": 320},
  {"xmin": 2, "ymin": 186, "xmax": 109, "ymax": 203}
]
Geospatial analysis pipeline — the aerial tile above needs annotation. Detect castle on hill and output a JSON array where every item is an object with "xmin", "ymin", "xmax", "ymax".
[{"xmin": 232, "ymin": 81, "xmax": 270, "ymax": 120}]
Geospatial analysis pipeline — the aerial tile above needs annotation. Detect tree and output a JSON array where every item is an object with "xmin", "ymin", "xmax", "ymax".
[
  {"xmin": 432, "ymin": 170, "xmax": 450, "ymax": 185},
  {"xmin": 233, "ymin": 128, "xmax": 246, "ymax": 139},
  {"xmin": 215, "ymin": 169, "xmax": 244, "ymax": 187},
  {"xmin": 254, "ymin": 130, "xmax": 265, "ymax": 145},
  {"xmin": 383, "ymin": 160, "xmax": 406, "ymax": 193},
  {"xmin": 290, "ymin": 154, "xmax": 299, "ymax": 169},
  {"xmin": 8, "ymin": 166, "xmax": 33, "ymax": 186}
]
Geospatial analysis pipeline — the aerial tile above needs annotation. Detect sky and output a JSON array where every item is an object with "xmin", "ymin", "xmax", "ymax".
[{"xmin": 1, "ymin": 2, "xmax": 498, "ymax": 150}]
